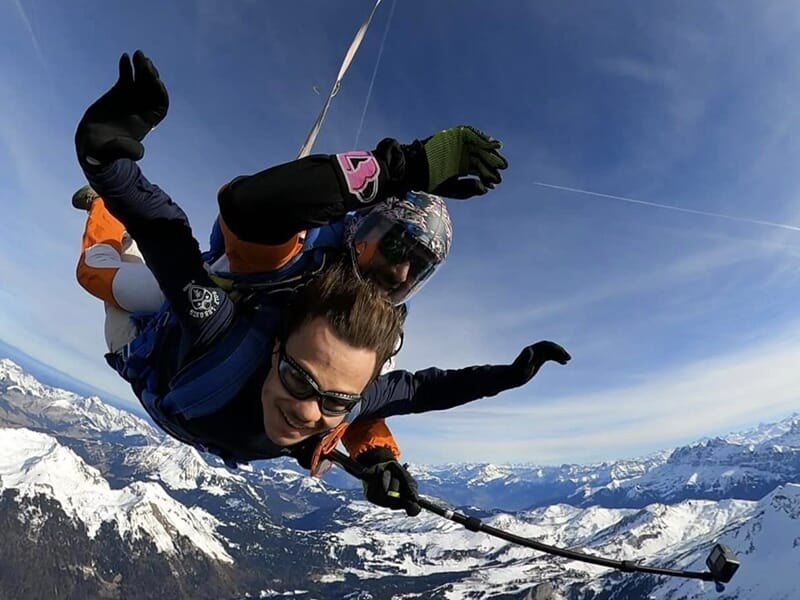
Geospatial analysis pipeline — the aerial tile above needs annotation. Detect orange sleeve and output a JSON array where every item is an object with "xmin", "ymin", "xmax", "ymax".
[
  {"xmin": 218, "ymin": 213, "xmax": 305, "ymax": 273},
  {"xmin": 342, "ymin": 418, "xmax": 401, "ymax": 460}
]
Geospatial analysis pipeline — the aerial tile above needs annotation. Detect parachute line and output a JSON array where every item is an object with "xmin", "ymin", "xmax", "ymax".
[
  {"xmin": 297, "ymin": 0, "xmax": 384, "ymax": 158},
  {"xmin": 533, "ymin": 181, "xmax": 800, "ymax": 233}
]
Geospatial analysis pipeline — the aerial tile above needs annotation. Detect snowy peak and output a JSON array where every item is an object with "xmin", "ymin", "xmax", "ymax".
[
  {"xmin": 723, "ymin": 414, "xmax": 800, "ymax": 445},
  {"xmin": 764, "ymin": 482, "xmax": 800, "ymax": 519},
  {"xmin": 669, "ymin": 421, "xmax": 800, "ymax": 465},
  {"xmin": 0, "ymin": 358, "xmax": 159, "ymax": 443},
  {"xmin": 123, "ymin": 441, "xmax": 245, "ymax": 494},
  {"xmin": 0, "ymin": 358, "xmax": 70, "ymax": 401},
  {"xmin": 0, "ymin": 427, "xmax": 231, "ymax": 562},
  {"xmin": 640, "ymin": 484, "xmax": 800, "ymax": 600}
]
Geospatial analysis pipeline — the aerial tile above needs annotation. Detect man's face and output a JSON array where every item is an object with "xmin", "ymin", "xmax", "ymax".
[
  {"xmin": 356, "ymin": 241, "xmax": 412, "ymax": 291},
  {"xmin": 261, "ymin": 317, "xmax": 376, "ymax": 446}
]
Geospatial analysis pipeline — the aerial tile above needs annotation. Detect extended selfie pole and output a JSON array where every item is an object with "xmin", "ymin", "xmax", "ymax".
[{"xmin": 326, "ymin": 449, "xmax": 741, "ymax": 587}]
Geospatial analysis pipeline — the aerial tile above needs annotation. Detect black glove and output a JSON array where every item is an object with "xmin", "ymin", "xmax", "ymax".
[
  {"xmin": 507, "ymin": 341, "xmax": 571, "ymax": 387},
  {"xmin": 422, "ymin": 125, "xmax": 508, "ymax": 199},
  {"xmin": 359, "ymin": 448, "xmax": 421, "ymax": 517},
  {"xmin": 75, "ymin": 50, "xmax": 169, "ymax": 167}
]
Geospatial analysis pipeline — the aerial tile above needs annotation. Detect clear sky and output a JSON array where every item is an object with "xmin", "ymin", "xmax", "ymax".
[{"xmin": 2, "ymin": 0, "xmax": 799, "ymax": 465}]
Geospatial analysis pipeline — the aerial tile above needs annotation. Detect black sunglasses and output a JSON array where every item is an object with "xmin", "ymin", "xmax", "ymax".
[{"xmin": 277, "ymin": 344, "xmax": 362, "ymax": 416}]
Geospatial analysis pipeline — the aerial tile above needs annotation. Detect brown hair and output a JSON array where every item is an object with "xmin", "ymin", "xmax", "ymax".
[{"xmin": 280, "ymin": 261, "xmax": 404, "ymax": 379}]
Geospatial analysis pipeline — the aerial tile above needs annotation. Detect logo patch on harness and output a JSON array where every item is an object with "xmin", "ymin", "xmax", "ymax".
[{"xmin": 184, "ymin": 283, "xmax": 222, "ymax": 319}]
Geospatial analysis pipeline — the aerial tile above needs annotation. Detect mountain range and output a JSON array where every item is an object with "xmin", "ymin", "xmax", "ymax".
[{"xmin": 1, "ymin": 357, "xmax": 797, "ymax": 599}]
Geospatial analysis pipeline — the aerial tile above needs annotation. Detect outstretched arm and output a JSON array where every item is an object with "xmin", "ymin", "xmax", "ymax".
[{"xmin": 357, "ymin": 341, "xmax": 571, "ymax": 419}]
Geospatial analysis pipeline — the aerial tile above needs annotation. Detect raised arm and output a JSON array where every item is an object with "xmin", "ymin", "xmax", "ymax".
[
  {"xmin": 217, "ymin": 126, "xmax": 509, "ymax": 245},
  {"xmin": 75, "ymin": 51, "xmax": 234, "ymax": 354}
]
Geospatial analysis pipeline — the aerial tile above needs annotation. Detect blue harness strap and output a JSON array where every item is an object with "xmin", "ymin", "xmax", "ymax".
[
  {"xmin": 107, "ymin": 299, "xmax": 279, "ymax": 451},
  {"xmin": 159, "ymin": 315, "xmax": 273, "ymax": 420}
]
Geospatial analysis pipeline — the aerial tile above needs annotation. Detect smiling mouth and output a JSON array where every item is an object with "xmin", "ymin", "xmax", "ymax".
[{"xmin": 279, "ymin": 407, "xmax": 307, "ymax": 432}]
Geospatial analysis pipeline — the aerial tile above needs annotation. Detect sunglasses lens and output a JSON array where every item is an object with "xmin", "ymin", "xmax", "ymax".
[
  {"xmin": 279, "ymin": 350, "xmax": 361, "ymax": 415},
  {"xmin": 319, "ymin": 396, "xmax": 354, "ymax": 415},
  {"xmin": 279, "ymin": 356, "xmax": 315, "ymax": 399}
]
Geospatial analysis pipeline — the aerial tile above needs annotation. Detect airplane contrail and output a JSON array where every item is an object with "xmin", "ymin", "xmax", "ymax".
[
  {"xmin": 13, "ymin": 0, "xmax": 48, "ymax": 71},
  {"xmin": 532, "ymin": 181, "xmax": 800, "ymax": 233},
  {"xmin": 354, "ymin": 0, "xmax": 396, "ymax": 148}
]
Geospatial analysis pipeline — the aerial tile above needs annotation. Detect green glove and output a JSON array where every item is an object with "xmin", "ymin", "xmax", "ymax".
[{"xmin": 423, "ymin": 126, "xmax": 508, "ymax": 199}]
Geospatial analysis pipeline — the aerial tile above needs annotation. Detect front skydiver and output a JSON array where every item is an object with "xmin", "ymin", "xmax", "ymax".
[{"xmin": 74, "ymin": 50, "xmax": 571, "ymax": 516}]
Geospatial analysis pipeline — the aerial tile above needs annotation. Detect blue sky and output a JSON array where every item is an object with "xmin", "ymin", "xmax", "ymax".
[{"xmin": 2, "ymin": 0, "xmax": 799, "ymax": 465}]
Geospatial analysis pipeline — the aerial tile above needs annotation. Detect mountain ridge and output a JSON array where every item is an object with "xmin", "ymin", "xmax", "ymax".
[{"xmin": 1, "ymin": 356, "xmax": 798, "ymax": 599}]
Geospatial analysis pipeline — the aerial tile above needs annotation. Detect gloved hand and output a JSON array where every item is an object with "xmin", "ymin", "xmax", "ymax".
[
  {"xmin": 359, "ymin": 449, "xmax": 421, "ymax": 516},
  {"xmin": 75, "ymin": 50, "xmax": 168, "ymax": 167},
  {"xmin": 507, "ymin": 341, "xmax": 571, "ymax": 387},
  {"xmin": 422, "ymin": 125, "xmax": 508, "ymax": 199}
]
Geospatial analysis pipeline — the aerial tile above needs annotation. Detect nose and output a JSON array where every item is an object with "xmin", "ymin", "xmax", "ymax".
[
  {"xmin": 289, "ymin": 396, "xmax": 323, "ymax": 425},
  {"xmin": 388, "ymin": 261, "xmax": 410, "ymax": 283}
]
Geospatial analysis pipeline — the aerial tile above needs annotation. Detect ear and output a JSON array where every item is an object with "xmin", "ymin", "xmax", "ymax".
[{"xmin": 270, "ymin": 338, "xmax": 281, "ymax": 369}]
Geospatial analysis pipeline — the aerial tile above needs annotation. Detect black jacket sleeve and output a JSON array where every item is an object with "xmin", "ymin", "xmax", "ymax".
[
  {"xmin": 356, "ymin": 363, "xmax": 520, "ymax": 420},
  {"xmin": 217, "ymin": 138, "xmax": 428, "ymax": 245},
  {"xmin": 84, "ymin": 159, "xmax": 235, "ymax": 359}
]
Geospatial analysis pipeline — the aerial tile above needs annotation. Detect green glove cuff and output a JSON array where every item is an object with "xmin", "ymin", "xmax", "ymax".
[{"xmin": 424, "ymin": 129, "xmax": 464, "ymax": 192}]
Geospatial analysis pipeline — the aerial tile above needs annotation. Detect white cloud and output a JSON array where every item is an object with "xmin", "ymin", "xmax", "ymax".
[
  {"xmin": 595, "ymin": 57, "xmax": 679, "ymax": 88},
  {"xmin": 394, "ymin": 321, "xmax": 800, "ymax": 464}
]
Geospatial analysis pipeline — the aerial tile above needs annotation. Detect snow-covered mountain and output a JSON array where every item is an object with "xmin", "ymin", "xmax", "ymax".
[
  {"xmin": 0, "ymin": 426, "xmax": 230, "ymax": 560},
  {"xmin": 597, "ymin": 483, "xmax": 800, "ymax": 600},
  {"xmin": 1, "ymin": 357, "xmax": 798, "ymax": 599},
  {"xmin": 0, "ymin": 357, "xmax": 158, "ymax": 443},
  {"xmin": 325, "ymin": 496, "xmax": 751, "ymax": 599},
  {"xmin": 407, "ymin": 417, "xmax": 800, "ymax": 512}
]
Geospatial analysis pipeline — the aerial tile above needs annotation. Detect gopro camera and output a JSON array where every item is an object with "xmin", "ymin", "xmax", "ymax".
[{"xmin": 705, "ymin": 543, "xmax": 740, "ymax": 583}]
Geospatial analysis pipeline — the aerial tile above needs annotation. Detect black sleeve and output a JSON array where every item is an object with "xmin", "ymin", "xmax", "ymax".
[
  {"xmin": 217, "ymin": 138, "xmax": 428, "ymax": 245},
  {"xmin": 84, "ymin": 159, "xmax": 235, "ymax": 358},
  {"xmin": 357, "ymin": 363, "xmax": 520, "ymax": 420}
]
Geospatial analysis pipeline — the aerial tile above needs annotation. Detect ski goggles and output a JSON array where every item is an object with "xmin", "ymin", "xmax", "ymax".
[
  {"xmin": 352, "ymin": 214, "xmax": 443, "ymax": 304},
  {"xmin": 277, "ymin": 344, "xmax": 362, "ymax": 416},
  {"xmin": 377, "ymin": 225, "xmax": 438, "ymax": 277}
]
